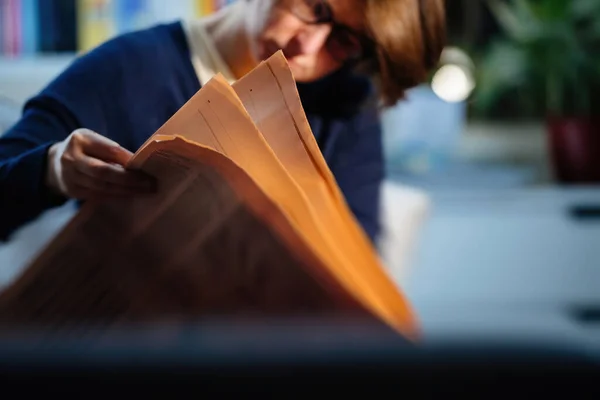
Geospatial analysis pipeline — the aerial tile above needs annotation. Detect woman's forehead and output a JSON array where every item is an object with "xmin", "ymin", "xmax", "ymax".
[{"xmin": 327, "ymin": 0, "xmax": 368, "ymax": 32}]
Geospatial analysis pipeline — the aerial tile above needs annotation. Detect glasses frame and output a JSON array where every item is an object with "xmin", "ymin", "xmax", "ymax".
[
  {"xmin": 284, "ymin": 0, "xmax": 434, "ymax": 73},
  {"xmin": 283, "ymin": 0, "xmax": 376, "ymax": 64}
]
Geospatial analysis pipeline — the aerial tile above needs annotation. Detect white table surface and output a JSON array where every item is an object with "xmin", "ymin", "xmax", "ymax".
[{"xmin": 397, "ymin": 184, "xmax": 600, "ymax": 345}]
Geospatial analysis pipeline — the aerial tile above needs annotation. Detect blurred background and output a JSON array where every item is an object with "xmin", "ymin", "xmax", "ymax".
[{"xmin": 0, "ymin": 0, "xmax": 599, "ymax": 344}]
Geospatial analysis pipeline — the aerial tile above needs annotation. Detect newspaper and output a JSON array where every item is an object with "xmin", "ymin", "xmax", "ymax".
[{"xmin": 0, "ymin": 52, "xmax": 417, "ymax": 340}]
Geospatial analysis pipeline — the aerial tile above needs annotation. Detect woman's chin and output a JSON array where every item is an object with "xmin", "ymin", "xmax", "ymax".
[
  {"xmin": 286, "ymin": 61, "xmax": 305, "ymax": 80},
  {"xmin": 287, "ymin": 62, "xmax": 328, "ymax": 83},
  {"xmin": 256, "ymin": 46, "xmax": 333, "ymax": 82}
]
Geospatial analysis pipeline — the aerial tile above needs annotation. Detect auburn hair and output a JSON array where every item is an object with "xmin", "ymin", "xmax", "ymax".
[{"xmin": 362, "ymin": 0, "xmax": 447, "ymax": 107}]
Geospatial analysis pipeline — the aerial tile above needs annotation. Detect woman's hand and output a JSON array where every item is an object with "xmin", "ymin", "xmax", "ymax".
[{"xmin": 45, "ymin": 128, "xmax": 156, "ymax": 200}]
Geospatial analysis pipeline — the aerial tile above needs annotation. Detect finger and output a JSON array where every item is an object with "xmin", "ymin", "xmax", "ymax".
[
  {"xmin": 68, "ymin": 182, "xmax": 135, "ymax": 201},
  {"xmin": 69, "ymin": 168, "xmax": 147, "ymax": 197},
  {"xmin": 74, "ymin": 154, "xmax": 156, "ymax": 191},
  {"xmin": 76, "ymin": 129, "xmax": 134, "ymax": 166}
]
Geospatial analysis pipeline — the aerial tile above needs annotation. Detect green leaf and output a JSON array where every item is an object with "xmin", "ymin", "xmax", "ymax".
[
  {"xmin": 530, "ymin": 0, "xmax": 570, "ymax": 21},
  {"xmin": 588, "ymin": 17, "xmax": 600, "ymax": 40},
  {"xmin": 514, "ymin": 0, "xmax": 542, "ymax": 21},
  {"xmin": 485, "ymin": 0, "xmax": 536, "ymax": 41},
  {"xmin": 486, "ymin": 0, "xmax": 550, "ymax": 43},
  {"xmin": 478, "ymin": 0, "xmax": 600, "ymax": 117},
  {"xmin": 472, "ymin": 40, "xmax": 529, "ymax": 113},
  {"xmin": 571, "ymin": 0, "xmax": 600, "ymax": 19}
]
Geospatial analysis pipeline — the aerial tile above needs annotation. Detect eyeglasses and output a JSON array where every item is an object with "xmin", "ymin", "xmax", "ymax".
[{"xmin": 281, "ymin": 0, "xmax": 375, "ymax": 63}]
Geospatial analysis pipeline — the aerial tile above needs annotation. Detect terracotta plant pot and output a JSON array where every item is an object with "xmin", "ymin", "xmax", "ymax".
[{"xmin": 546, "ymin": 116, "xmax": 600, "ymax": 184}]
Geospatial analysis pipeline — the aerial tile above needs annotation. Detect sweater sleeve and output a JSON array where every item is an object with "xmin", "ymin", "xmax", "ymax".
[
  {"xmin": 0, "ymin": 32, "xmax": 129, "ymax": 242},
  {"xmin": 0, "ymin": 97, "xmax": 78, "ymax": 242},
  {"xmin": 328, "ymin": 107, "xmax": 385, "ymax": 245},
  {"xmin": 0, "ymin": 22, "xmax": 196, "ymax": 242}
]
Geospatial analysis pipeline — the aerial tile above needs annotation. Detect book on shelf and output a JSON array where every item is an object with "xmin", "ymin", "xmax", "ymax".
[
  {"xmin": 0, "ymin": 51, "xmax": 418, "ymax": 341},
  {"xmin": 1, "ymin": 0, "xmax": 77, "ymax": 56},
  {"xmin": 0, "ymin": 0, "xmax": 230, "ymax": 56},
  {"xmin": 1, "ymin": 0, "xmax": 22, "ymax": 57},
  {"xmin": 76, "ymin": 0, "xmax": 116, "ymax": 54},
  {"xmin": 77, "ymin": 0, "xmax": 227, "ymax": 53}
]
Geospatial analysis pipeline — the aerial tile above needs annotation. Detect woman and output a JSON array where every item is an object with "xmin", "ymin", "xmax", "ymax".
[{"xmin": 0, "ymin": 0, "xmax": 446, "ymax": 244}]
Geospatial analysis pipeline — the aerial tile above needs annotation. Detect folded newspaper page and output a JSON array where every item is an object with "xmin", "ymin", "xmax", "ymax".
[{"xmin": 0, "ymin": 51, "xmax": 417, "ymax": 340}]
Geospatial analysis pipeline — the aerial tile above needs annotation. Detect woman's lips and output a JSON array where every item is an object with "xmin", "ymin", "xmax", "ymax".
[
  {"xmin": 263, "ymin": 41, "xmax": 294, "ymax": 60},
  {"xmin": 261, "ymin": 42, "xmax": 301, "ymax": 69}
]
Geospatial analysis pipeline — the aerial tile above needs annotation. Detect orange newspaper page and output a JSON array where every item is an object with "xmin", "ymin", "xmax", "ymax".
[
  {"xmin": 133, "ymin": 52, "xmax": 416, "ymax": 339},
  {"xmin": 231, "ymin": 52, "xmax": 418, "ymax": 339},
  {"xmin": 0, "ymin": 135, "xmax": 373, "ymax": 329},
  {"xmin": 0, "ymin": 51, "xmax": 415, "ymax": 339},
  {"xmin": 132, "ymin": 73, "xmax": 376, "ymax": 322}
]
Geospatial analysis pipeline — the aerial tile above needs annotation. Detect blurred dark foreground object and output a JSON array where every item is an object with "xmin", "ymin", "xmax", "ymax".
[{"xmin": 0, "ymin": 318, "xmax": 599, "ymax": 396}]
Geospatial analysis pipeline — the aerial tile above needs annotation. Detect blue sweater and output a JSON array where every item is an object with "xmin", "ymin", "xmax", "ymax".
[{"xmin": 0, "ymin": 22, "xmax": 384, "ymax": 244}]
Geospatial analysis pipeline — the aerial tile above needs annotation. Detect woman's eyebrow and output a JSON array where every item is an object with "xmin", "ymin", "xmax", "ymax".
[{"xmin": 328, "ymin": 2, "xmax": 367, "ymax": 33}]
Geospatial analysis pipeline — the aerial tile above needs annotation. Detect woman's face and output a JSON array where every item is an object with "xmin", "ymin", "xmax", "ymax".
[{"xmin": 244, "ymin": 0, "xmax": 367, "ymax": 82}]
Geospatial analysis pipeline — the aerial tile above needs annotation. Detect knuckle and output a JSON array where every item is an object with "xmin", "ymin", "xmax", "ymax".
[
  {"xmin": 59, "ymin": 152, "xmax": 75, "ymax": 166},
  {"xmin": 72, "ymin": 128, "xmax": 91, "ymax": 137},
  {"xmin": 70, "ymin": 128, "xmax": 94, "ymax": 145},
  {"xmin": 67, "ymin": 134, "xmax": 83, "ymax": 151},
  {"xmin": 70, "ymin": 129, "xmax": 85, "ymax": 142}
]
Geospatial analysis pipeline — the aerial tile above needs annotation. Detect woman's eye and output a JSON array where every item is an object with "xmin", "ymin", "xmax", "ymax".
[{"xmin": 311, "ymin": 1, "xmax": 330, "ymax": 21}]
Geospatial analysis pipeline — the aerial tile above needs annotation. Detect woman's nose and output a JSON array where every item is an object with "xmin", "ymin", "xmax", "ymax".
[{"xmin": 284, "ymin": 24, "xmax": 332, "ymax": 58}]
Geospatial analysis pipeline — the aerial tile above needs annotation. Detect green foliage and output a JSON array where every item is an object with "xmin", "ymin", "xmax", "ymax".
[{"xmin": 472, "ymin": 0, "xmax": 600, "ymax": 119}]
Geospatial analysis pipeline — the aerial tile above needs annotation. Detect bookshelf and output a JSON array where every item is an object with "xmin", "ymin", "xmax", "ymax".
[
  {"xmin": 0, "ymin": 0, "xmax": 236, "ymax": 106},
  {"xmin": 0, "ymin": 0, "xmax": 235, "ymax": 58}
]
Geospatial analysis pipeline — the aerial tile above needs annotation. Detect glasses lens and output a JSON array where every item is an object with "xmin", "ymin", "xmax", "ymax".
[
  {"xmin": 289, "ymin": 0, "xmax": 330, "ymax": 23},
  {"xmin": 287, "ymin": 0, "xmax": 371, "ymax": 63},
  {"xmin": 310, "ymin": 0, "xmax": 331, "ymax": 22},
  {"xmin": 328, "ymin": 28, "xmax": 363, "ymax": 61}
]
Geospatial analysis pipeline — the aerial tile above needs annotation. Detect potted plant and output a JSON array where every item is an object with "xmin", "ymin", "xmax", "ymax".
[{"xmin": 473, "ymin": 0, "xmax": 600, "ymax": 183}]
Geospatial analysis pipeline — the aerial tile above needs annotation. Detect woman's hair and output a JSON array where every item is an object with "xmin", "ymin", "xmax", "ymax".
[{"xmin": 363, "ymin": 0, "xmax": 446, "ymax": 107}]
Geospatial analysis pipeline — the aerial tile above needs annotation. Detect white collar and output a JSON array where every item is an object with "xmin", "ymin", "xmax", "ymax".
[{"xmin": 181, "ymin": 18, "xmax": 237, "ymax": 86}]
